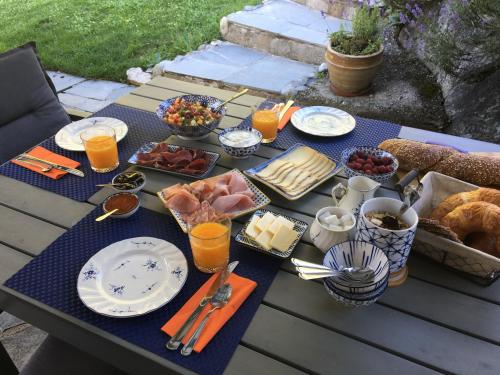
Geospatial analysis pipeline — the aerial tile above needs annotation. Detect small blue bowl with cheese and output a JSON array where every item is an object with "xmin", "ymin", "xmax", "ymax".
[{"xmin": 219, "ymin": 127, "xmax": 262, "ymax": 159}]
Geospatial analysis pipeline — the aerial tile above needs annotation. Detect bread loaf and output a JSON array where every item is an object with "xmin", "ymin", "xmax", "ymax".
[{"xmin": 378, "ymin": 139, "xmax": 500, "ymax": 186}]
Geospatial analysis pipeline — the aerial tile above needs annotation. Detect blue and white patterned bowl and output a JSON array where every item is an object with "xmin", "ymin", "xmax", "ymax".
[
  {"xmin": 341, "ymin": 146, "xmax": 399, "ymax": 183},
  {"xmin": 219, "ymin": 128, "xmax": 262, "ymax": 159},
  {"xmin": 156, "ymin": 95, "xmax": 226, "ymax": 140},
  {"xmin": 322, "ymin": 241, "xmax": 390, "ymax": 299},
  {"xmin": 323, "ymin": 280, "xmax": 388, "ymax": 307}
]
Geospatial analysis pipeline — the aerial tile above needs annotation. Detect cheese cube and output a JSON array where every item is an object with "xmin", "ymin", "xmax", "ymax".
[
  {"xmin": 255, "ymin": 230, "xmax": 273, "ymax": 250},
  {"xmin": 256, "ymin": 212, "xmax": 276, "ymax": 231},
  {"xmin": 269, "ymin": 216, "xmax": 295, "ymax": 235},
  {"xmin": 270, "ymin": 226, "xmax": 298, "ymax": 252},
  {"xmin": 245, "ymin": 215, "xmax": 261, "ymax": 239}
]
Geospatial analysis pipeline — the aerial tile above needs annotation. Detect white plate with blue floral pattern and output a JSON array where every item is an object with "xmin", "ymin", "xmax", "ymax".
[
  {"xmin": 291, "ymin": 106, "xmax": 355, "ymax": 137},
  {"xmin": 77, "ymin": 237, "xmax": 188, "ymax": 318}
]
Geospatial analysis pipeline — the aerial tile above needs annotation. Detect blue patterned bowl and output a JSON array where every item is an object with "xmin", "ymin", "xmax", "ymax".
[
  {"xmin": 341, "ymin": 146, "xmax": 399, "ymax": 183},
  {"xmin": 219, "ymin": 128, "xmax": 262, "ymax": 159},
  {"xmin": 323, "ymin": 279, "xmax": 388, "ymax": 307},
  {"xmin": 156, "ymin": 95, "xmax": 226, "ymax": 140},
  {"xmin": 322, "ymin": 241, "xmax": 390, "ymax": 294}
]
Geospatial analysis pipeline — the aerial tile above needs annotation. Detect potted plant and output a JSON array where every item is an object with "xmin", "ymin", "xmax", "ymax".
[{"xmin": 325, "ymin": 6, "xmax": 383, "ymax": 96}]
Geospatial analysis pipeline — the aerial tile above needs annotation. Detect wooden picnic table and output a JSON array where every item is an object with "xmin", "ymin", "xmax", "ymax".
[{"xmin": 1, "ymin": 76, "xmax": 500, "ymax": 375}]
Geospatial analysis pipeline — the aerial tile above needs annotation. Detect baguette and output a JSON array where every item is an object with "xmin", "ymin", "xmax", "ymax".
[{"xmin": 378, "ymin": 139, "xmax": 500, "ymax": 186}]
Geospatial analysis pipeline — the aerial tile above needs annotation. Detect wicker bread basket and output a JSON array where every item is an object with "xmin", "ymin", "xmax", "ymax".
[{"xmin": 411, "ymin": 172, "xmax": 500, "ymax": 281}]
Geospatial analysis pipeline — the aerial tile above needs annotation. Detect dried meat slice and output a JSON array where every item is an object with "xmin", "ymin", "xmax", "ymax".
[{"xmin": 211, "ymin": 193, "xmax": 255, "ymax": 214}]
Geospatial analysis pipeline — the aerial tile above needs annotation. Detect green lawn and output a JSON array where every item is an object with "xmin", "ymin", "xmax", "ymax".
[{"xmin": 0, "ymin": 0, "xmax": 260, "ymax": 82}]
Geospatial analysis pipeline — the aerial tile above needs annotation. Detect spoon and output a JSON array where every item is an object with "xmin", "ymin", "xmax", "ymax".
[
  {"xmin": 291, "ymin": 258, "xmax": 374, "ymax": 282},
  {"xmin": 180, "ymin": 283, "xmax": 232, "ymax": 356},
  {"xmin": 213, "ymin": 89, "xmax": 249, "ymax": 112},
  {"xmin": 16, "ymin": 158, "xmax": 53, "ymax": 173},
  {"xmin": 95, "ymin": 209, "xmax": 118, "ymax": 222}
]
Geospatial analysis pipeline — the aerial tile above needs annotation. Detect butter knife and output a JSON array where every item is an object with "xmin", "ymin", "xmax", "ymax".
[
  {"xmin": 19, "ymin": 154, "xmax": 85, "ymax": 177},
  {"xmin": 165, "ymin": 261, "xmax": 239, "ymax": 350}
]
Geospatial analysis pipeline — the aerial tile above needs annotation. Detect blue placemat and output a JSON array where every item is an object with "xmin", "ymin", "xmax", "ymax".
[
  {"xmin": 4, "ymin": 207, "xmax": 282, "ymax": 375},
  {"xmin": 238, "ymin": 101, "xmax": 402, "ymax": 161},
  {"xmin": 0, "ymin": 104, "xmax": 171, "ymax": 202}
]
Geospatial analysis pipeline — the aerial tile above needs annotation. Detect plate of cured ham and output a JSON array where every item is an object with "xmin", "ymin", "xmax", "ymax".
[
  {"xmin": 158, "ymin": 169, "xmax": 271, "ymax": 233},
  {"xmin": 128, "ymin": 142, "xmax": 219, "ymax": 178},
  {"xmin": 244, "ymin": 144, "xmax": 342, "ymax": 200}
]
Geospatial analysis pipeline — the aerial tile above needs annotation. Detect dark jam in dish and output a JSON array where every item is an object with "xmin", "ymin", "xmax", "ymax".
[
  {"xmin": 366, "ymin": 211, "xmax": 409, "ymax": 230},
  {"xmin": 114, "ymin": 172, "xmax": 145, "ymax": 190},
  {"xmin": 104, "ymin": 193, "xmax": 138, "ymax": 214}
]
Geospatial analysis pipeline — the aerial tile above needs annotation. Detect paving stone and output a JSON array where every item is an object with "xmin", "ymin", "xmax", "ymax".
[
  {"xmin": 1, "ymin": 324, "xmax": 47, "ymax": 370},
  {"xmin": 64, "ymin": 80, "xmax": 134, "ymax": 101},
  {"xmin": 47, "ymin": 71, "xmax": 86, "ymax": 92},
  {"xmin": 59, "ymin": 93, "xmax": 113, "ymax": 113},
  {"xmin": 0, "ymin": 312, "xmax": 23, "ymax": 332},
  {"xmin": 226, "ymin": 0, "xmax": 349, "ymax": 46},
  {"xmin": 223, "ymin": 55, "xmax": 316, "ymax": 94},
  {"xmin": 154, "ymin": 42, "xmax": 316, "ymax": 94}
]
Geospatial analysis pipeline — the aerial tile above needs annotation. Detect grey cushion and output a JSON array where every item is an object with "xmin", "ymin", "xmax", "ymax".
[
  {"xmin": 0, "ymin": 43, "xmax": 71, "ymax": 164},
  {"xmin": 20, "ymin": 336, "xmax": 127, "ymax": 375}
]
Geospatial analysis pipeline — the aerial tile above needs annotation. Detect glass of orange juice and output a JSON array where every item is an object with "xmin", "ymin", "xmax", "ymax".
[
  {"xmin": 80, "ymin": 126, "xmax": 119, "ymax": 173},
  {"xmin": 252, "ymin": 106, "xmax": 279, "ymax": 143},
  {"xmin": 188, "ymin": 218, "xmax": 231, "ymax": 273}
]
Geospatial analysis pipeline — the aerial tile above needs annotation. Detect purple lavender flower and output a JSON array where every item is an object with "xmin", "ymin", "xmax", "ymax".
[{"xmin": 400, "ymin": 12, "xmax": 408, "ymax": 24}]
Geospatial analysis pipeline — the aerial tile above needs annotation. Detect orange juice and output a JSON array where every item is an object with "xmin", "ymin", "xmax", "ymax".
[
  {"xmin": 81, "ymin": 126, "xmax": 119, "ymax": 173},
  {"xmin": 252, "ymin": 110, "xmax": 279, "ymax": 143},
  {"xmin": 189, "ymin": 220, "xmax": 231, "ymax": 273}
]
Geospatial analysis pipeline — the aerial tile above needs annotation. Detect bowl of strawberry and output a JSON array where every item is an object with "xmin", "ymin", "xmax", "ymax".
[{"xmin": 341, "ymin": 146, "xmax": 399, "ymax": 183}]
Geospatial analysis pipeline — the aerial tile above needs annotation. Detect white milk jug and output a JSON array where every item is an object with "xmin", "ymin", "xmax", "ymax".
[{"xmin": 331, "ymin": 176, "xmax": 380, "ymax": 217}]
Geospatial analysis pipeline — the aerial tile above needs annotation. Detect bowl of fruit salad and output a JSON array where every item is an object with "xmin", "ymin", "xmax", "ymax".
[
  {"xmin": 341, "ymin": 146, "xmax": 399, "ymax": 183},
  {"xmin": 156, "ymin": 95, "xmax": 226, "ymax": 140}
]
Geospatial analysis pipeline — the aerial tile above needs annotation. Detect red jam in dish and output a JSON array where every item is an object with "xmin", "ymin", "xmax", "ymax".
[{"xmin": 104, "ymin": 193, "xmax": 138, "ymax": 214}]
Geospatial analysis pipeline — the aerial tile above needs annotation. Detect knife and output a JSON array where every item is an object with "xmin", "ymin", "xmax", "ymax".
[
  {"xmin": 19, "ymin": 154, "xmax": 85, "ymax": 177},
  {"xmin": 165, "ymin": 260, "xmax": 239, "ymax": 350}
]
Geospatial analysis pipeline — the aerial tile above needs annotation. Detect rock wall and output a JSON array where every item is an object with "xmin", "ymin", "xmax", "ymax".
[{"xmin": 398, "ymin": 1, "xmax": 500, "ymax": 143}]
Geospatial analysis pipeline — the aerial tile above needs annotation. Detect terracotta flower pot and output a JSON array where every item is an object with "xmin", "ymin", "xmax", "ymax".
[{"xmin": 325, "ymin": 43, "xmax": 384, "ymax": 97}]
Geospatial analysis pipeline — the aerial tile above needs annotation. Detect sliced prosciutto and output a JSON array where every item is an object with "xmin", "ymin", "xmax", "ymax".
[
  {"xmin": 211, "ymin": 193, "xmax": 255, "ymax": 214},
  {"xmin": 227, "ymin": 172, "xmax": 255, "ymax": 198}
]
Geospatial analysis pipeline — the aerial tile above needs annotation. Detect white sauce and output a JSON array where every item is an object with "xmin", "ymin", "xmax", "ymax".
[{"xmin": 221, "ymin": 130, "xmax": 260, "ymax": 147}]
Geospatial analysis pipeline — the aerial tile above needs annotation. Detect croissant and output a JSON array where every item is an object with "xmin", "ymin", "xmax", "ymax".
[
  {"xmin": 378, "ymin": 139, "xmax": 500, "ymax": 186},
  {"xmin": 441, "ymin": 202, "xmax": 500, "ymax": 255},
  {"xmin": 431, "ymin": 188, "xmax": 500, "ymax": 221}
]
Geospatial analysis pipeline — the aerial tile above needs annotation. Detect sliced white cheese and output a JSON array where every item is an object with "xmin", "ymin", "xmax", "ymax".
[
  {"xmin": 269, "ymin": 216, "xmax": 295, "ymax": 235},
  {"xmin": 256, "ymin": 212, "xmax": 276, "ymax": 231},
  {"xmin": 256, "ymin": 160, "xmax": 287, "ymax": 179},
  {"xmin": 245, "ymin": 215, "xmax": 261, "ymax": 239},
  {"xmin": 270, "ymin": 226, "xmax": 298, "ymax": 252},
  {"xmin": 255, "ymin": 230, "xmax": 273, "ymax": 250},
  {"xmin": 282, "ymin": 147, "xmax": 316, "ymax": 167}
]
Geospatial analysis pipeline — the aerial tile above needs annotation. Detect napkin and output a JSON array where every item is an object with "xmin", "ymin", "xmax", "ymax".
[
  {"xmin": 11, "ymin": 146, "xmax": 81, "ymax": 180},
  {"xmin": 162, "ymin": 273, "xmax": 257, "ymax": 353},
  {"xmin": 278, "ymin": 106, "xmax": 301, "ymax": 131}
]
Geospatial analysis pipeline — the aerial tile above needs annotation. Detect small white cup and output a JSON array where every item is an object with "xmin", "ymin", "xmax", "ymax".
[{"xmin": 309, "ymin": 207, "xmax": 356, "ymax": 253}]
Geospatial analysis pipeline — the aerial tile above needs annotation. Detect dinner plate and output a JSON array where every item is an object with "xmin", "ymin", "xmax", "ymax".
[
  {"xmin": 77, "ymin": 237, "xmax": 188, "ymax": 318},
  {"xmin": 128, "ymin": 142, "xmax": 220, "ymax": 179},
  {"xmin": 291, "ymin": 106, "xmax": 356, "ymax": 137},
  {"xmin": 157, "ymin": 169, "xmax": 271, "ymax": 233},
  {"xmin": 235, "ymin": 209, "xmax": 308, "ymax": 258},
  {"xmin": 55, "ymin": 117, "xmax": 128, "ymax": 151}
]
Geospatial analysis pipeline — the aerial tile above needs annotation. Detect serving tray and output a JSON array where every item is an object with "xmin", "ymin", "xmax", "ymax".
[
  {"xmin": 244, "ymin": 143, "xmax": 342, "ymax": 200},
  {"xmin": 158, "ymin": 169, "xmax": 271, "ymax": 233},
  {"xmin": 128, "ymin": 142, "xmax": 220, "ymax": 179}
]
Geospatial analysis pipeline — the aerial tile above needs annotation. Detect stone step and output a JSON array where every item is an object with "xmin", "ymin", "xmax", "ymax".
[
  {"xmin": 291, "ymin": 0, "xmax": 359, "ymax": 19},
  {"xmin": 220, "ymin": 0, "xmax": 350, "ymax": 65},
  {"xmin": 153, "ymin": 41, "xmax": 317, "ymax": 95}
]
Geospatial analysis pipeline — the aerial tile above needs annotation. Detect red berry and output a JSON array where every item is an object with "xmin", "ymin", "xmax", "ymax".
[
  {"xmin": 363, "ymin": 164, "xmax": 372, "ymax": 171},
  {"xmin": 364, "ymin": 159, "xmax": 374, "ymax": 165},
  {"xmin": 386, "ymin": 166, "xmax": 394, "ymax": 172},
  {"xmin": 355, "ymin": 158, "xmax": 365, "ymax": 164},
  {"xmin": 352, "ymin": 162, "xmax": 362, "ymax": 170},
  {"xmin": 382, "ymin": 157, "xmax": 392, "ymax": 165},
  {"xmin": 349, "ymin": 155, "xmax": 357, "ymax": 162}
]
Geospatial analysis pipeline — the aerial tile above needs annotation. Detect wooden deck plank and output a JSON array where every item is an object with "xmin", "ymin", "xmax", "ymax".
[
  {"xmin": 263, "ymin": 272, "xmax": 500, "ymax": 375},
  {"xmin": 242, "ymin": 305, "xmax": 440, "ymax": 375},
  {"xmin": 0, "ymin": 176, "xmax": 94, "ymax": 228},
  {"xmin": 0, "ymin": 243, "xmax": 32, "ymax": 284},
  {"xmin": 132, "ymin": 85, "xmax": 252, "ymax": 119},
  {"xmin": 0, "ymin": 205, "xmax": 65, "ymax": 256},
  {"xmin": 148, "ymin": 77, "xmax": 265, "ymax": 107}
]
